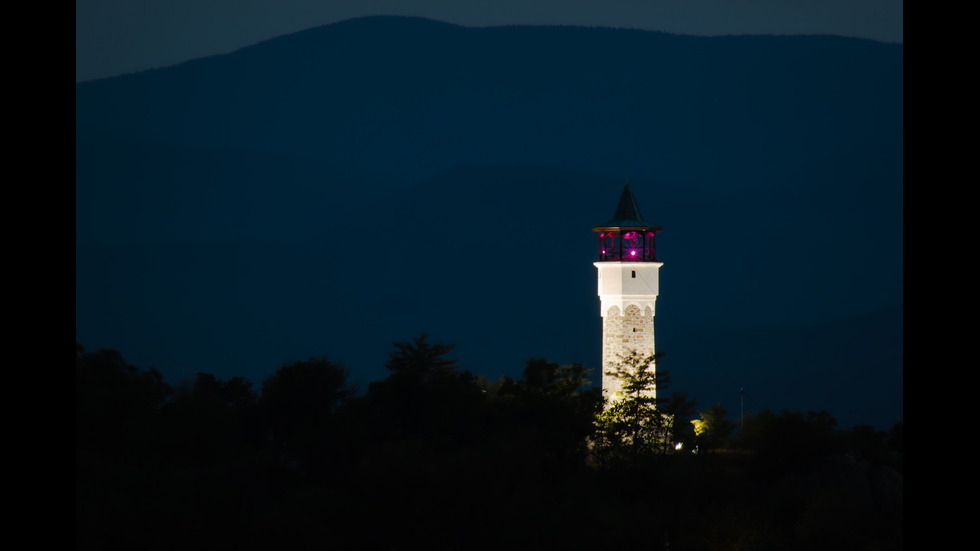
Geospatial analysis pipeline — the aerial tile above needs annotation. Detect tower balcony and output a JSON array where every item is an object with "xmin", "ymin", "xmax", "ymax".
[{"xmin": 595, "ymin": 230, "xmax": 659, "ymax": 262}]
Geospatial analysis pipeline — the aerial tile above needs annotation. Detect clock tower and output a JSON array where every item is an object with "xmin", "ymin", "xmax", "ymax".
[{"xmin": 593, "ymin": 184, "xmax": 663, "ymax": 403}]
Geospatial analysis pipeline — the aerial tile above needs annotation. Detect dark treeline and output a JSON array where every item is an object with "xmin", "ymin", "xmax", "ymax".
[{"xmin": 77, "ymin": 335, "xmax": 902, "ymax": 550}]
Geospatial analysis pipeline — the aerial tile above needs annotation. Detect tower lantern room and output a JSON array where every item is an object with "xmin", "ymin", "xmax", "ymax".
[
  {"xmin": 592, "ymin": 183, "xmax": 661, "ymax": 262},
  {"xmin": 593, "ymin": 183, "xmax": 664, "ymax": 403}
]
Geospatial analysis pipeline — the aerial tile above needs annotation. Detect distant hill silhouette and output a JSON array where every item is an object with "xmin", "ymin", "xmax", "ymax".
[
  {"xmin": 75, "ymin": 17, "xmax": 902, "ymax": 428},
  {"xmin": 76, "ymin": 16, "xmax": 902, "ymax": 185}
]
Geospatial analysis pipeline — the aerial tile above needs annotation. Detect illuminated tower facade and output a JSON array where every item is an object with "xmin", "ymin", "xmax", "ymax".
[{"xmin": 593, "ymin": 184, "xmax": 663, "ymax": 403}]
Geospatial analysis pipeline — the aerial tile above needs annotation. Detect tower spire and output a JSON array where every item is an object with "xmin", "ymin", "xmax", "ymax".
[{"xmin": 593, "ymin": 183, "xmax": 660, "ymax": 233}]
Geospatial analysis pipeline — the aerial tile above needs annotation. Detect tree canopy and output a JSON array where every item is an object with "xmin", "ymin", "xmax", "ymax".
[
  {"xmin": 593, "ymin": 349, "xmax": 699, "ymax": 461},
  {"xmin": 76, "ymin": 336, "xmax": 902, "ymax": 550}
]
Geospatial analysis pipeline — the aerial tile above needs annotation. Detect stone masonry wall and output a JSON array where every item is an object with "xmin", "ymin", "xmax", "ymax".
[{"xmin": 601, "ymin": 303, "xmax": 656, "ymax": 403}]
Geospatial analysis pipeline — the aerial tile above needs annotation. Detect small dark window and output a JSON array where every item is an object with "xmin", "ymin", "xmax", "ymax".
[{"xmin": 631, "ymin": 270, "xmax": 636, "ymax": 278}]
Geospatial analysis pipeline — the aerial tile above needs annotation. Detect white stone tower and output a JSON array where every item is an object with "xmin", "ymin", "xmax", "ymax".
[{"xmin": 593, "ymin": 184, "xmax": 663, "ymax": 403}]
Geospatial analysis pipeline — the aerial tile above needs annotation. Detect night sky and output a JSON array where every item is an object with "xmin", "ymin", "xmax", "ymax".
[{"xmin": 76, "ymin": 2, "xmax": 903, "ymax": 429}]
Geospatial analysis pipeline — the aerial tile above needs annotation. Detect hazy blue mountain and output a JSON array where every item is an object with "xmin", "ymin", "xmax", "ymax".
[
  {"xmin": 75, "ymin": 17, "xmax": 902, "ymax": 428},
  {"xmin": 75, "ymin": 161, "xmax": 901, "ymax": 429},
  {"xmin": 75, "ymin": 126, "xmax": 406, "ymax": 245},
  {"xmin": 76, "ymin": 16, "xmax": 902, "ymax": 186}
]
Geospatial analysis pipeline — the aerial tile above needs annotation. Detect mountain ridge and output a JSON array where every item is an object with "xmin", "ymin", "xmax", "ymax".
[
  {"xmin": 76, "ymin": 15, "xmax": 902, "ymax": 183},
  {"xmin": 76, "ymin": 17, "xmax": 902, "ymax": 428}
]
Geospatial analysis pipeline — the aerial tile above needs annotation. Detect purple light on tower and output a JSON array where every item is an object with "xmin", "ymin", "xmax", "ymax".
[{"xmin": 592, "ymin": 183, "xmax": 661, "ymax": 263}]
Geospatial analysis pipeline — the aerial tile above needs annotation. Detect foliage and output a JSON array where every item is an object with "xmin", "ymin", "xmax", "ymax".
[
  {"xmin": 76, "ymin": 347, "xmax": 171, "ymax": 452},
  {"xmin": 366, "ymin": 333, "xmax": 484, "ymax": 444},
  {"xmin": 493, "ymin": 358, "xmax": 603, "ymax": 462},
  {"xmin": 694, "ymin": 403, "xmax": 736, "ymax": 453},
  {"xmin": 160, "ymin": 372, "xmax": 263, "ymax": 470},
  {"xmin": 520, "ymin": 357, "xmax": 592, "ymax": 398},
  {"xmin": 76, "ymin": 337, "xmax": 902, "ymax": 551},
  {"xmin": 260, "ymin": 356, "xmax": 353, "ymax": 463},
  {"xmin": 657, "ymin": 390, "xmax": 699, "ymax": 453},
  {"xmin": 593, "ymin": 349, "xmax": 682, "ymax": 461},
  {"xmin": 261, "ymin": 357, "xmax": 351, "ymax": 427},
  {"xmin": 187, "ymin": 372, "xmax": 257, "ymax": 408},
  {"xmin": 737, "ymin": 409, "xmax": 841, "ymax": 465},
  {"xmin": 383, "ymin": 333, "xmax": 460, "ymax": 379},
  {"xmin": 887, "ymin": 421, "xmax": 903, "ymax": 456}
]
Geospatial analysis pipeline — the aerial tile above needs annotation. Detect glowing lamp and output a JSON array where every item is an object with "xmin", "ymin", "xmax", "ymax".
[{"xmin": 630, "ymin": 250, "xmax": 636, "ymax": 256}]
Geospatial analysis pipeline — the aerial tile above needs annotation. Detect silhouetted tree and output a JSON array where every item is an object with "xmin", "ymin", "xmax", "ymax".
[
  {"xmin": 658, "ymin": 390, "xmax": 699, "ymax": 453},
  {"xmin": 189, "ymin": 372, "xmax": 257, "ymax": 408},
  {"xmin": 738, "ymin": 409, "xmax": 840, "ymax": 465},
  {"xmin": 76, "ymin": 347, "xmax": 171, "ymax": 453},
  {"xmin": 160, "ymin": 372, "xmax": 262, "ymax": 468},
  {"xmin": 694, "ymin": 403, "xmax": 735, "ymax": 453},
  {"xmin": 888, "ymin": 421, "xmax": 903, "ymax": 456},
  {"xmin": 76, "ymin": 346, "xmax": 176, "ymax": 550},
  {"xmin": 367, "ymin": 333, "xmax": 483, "ymax": 442},
  {"xmin": 382, "ymin": 333, "xmax": 460, "ymax": 379},
  {"xmin": 75, "ymin": 334, "xmax": 903, "ymax": 551},
  {"xmin": 520, "ymin": 358, "xmax": 592, "ymax": 398},
  {"xmin": 594, "ymin": 349, "xmax": 673, "ymax": 462},
  {"xmin": 491, "ymin": 358, "xmax": 603, "ymax": 464},
  {"xmin": 261, "ymin": 356, "xmax": 352, "ymax": 465}
]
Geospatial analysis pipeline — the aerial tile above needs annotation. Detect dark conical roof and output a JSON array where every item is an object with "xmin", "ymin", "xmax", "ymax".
[{"xmin": 592, "ymin": 183, "xmax": 661, "ymax": 231}]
